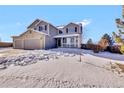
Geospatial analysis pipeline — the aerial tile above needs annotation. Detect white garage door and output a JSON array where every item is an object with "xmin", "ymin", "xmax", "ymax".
[
  {"xmin": 24, "ymin": 39, "xmax": 43, "ymax": 50},
  {"xmin": 14, "ymin": 40, "xmax": 23, "ymax": 49}
]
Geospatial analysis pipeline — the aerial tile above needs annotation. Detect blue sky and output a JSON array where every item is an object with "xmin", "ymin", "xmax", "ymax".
[{"xmin": 0, "ymin": 5, "xmax": 122, "ymax": 43}]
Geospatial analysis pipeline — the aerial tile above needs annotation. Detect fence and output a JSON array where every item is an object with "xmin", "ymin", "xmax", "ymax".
[{"xmin": 0, "ymin": 42, "xmax": 13, "ymax": 47}]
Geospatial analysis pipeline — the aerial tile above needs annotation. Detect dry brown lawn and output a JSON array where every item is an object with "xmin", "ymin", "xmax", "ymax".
[{"xmin": 116, "ymin": 63, "xmax": 124, "ymax": 73}]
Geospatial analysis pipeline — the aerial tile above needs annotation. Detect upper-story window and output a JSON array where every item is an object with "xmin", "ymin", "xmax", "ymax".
[
  {"xmin": 45, "ymin": 25, "xmax": 47, "ymax": 31},
  {"xmin": 39, "ymin": 26, "xmax": 43, "ymax": 31},
  {"xmin": 76, "ymin": 37, "xmax": 78, "ymax": 43},
  {"xmin": 59, "ymin": 30, "xmax": 63, "ymax": 34},
  {"xmin": 70, "ymin": 37, "xmax": 74, "ymax": 43},
  {"xmin": 66, "ymin": 28, "xmax": 68, "ymax": 33},
  {"xmin": 75, "ymin": 27, "xmax": 77, "ymax": 32}
]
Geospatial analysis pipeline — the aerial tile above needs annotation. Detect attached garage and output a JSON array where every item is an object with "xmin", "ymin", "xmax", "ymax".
[
  {"xmin": 12, "ymin": 30, "xmax": 45, "ymax": 50},
  {"xmin": 24, "ymin": 39, "xmax": 44, "ymax": 50}
]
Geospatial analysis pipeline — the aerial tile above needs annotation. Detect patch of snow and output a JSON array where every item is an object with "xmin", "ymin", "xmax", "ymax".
[
  {"xmin": 0, "ymin": 54, "xmax": 123, "ymax": 88},
  {"xmin": 57, "ymin": 25, "xmax": 65, "ymax": 29},
  {"xmin": 50, "ymin": 48, "xmax": 124, "ymax": 62},
  {"xmin": 0, "ymin": 48, "xmax": 124, "ymax": 87}
]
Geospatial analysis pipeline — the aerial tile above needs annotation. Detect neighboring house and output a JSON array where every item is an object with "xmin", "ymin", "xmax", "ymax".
[{"xmin": 12, "ymin": 19, "xmax": 83, "ymax": 50}]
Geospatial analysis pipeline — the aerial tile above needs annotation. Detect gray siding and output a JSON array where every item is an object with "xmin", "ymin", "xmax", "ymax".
[
  {"xmin": 35, "ymin": 21, "xmax": 49, "ymax": 34},
  {"xmin": 44, "ymin": 25, "xmax": 58, "ymax": 49},
  {"xmin": 28, "ymin": 21, "xmax": 58, "ymax": 49},
  {"xmin": 13, "ymin": 19, "xmax": 83, "ymax": 49},
  {"xmin": 59, "ymin": 23, "xmax": 80, "ymax": 35},
  {"xmin": 57, "ymin": 23, "xmax": 82, "ymax": 48},
  {"xmin": 49, "ymin": 24, "xmax": 58, "ymax": 36},
  {"xmin": 45, "ymin": 35, "xmax": 56, "ymax": 49}
]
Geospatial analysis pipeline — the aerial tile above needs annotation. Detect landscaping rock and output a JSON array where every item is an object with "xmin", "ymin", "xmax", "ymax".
[
  {"xmin": 0, "ymin": 65, "xmax": 7, "ymax": 70},
  {"xmin": 0, "ymin": 57, "xmax": 5, "ymax": 64},
  {"xmin": 0, "ymin": 50, "xmax": 63, "ymax": 67}
]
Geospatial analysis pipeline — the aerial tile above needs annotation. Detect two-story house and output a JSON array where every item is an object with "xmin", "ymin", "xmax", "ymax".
[{"xmin": 12, "ymin": 19, "xmax": 83, "ymax": 50}]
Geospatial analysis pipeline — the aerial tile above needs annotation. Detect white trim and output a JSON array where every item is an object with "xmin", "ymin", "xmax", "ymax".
[
  {"xmin": 34, "ymin": 20, "xmax": 42, "ymax": 27},
  {"xmin": 43, "ymin": 35, "xmax": 45, "ymax": 49},
  {"xmin": 57, "ymin": 29, "xmax": 59, "ymax": 34},
  {"xmin": 53, "ymin": 34, "xmax": 79, "ymax": 38},
  {"xmin": 61, "ymin": 38, "xmax": 63, "ymax": 47},
  {"xmin": 12, "ymin": 29, "xmax": 50, "ymax": 38},
  {"xmin": 48, "ymin": 24, "xmax": 50, "ymax": 35}
]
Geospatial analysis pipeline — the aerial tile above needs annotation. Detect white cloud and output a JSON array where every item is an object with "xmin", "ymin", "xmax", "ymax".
[
  {"xmin": 81, "ymin": 19, "xmax": 91, "ymax": 26},
  {"xmin": 16, "ymin": 22, "xmax": 23, "ymax": 26},
  {"xmin": 76, "ymin": 19, "xmax": 91, "ymax": 26}
]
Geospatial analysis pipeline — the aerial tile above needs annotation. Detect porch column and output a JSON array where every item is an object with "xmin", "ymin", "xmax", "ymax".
[
  {"xmin": 56, "ymin": 39, "xmax": 58, "ymax": 47},
  {"xmin": 43, "ymin": 35, "xmax": 45, "ymax": 49},
  {"xmin": 78, "ymin": 35, "xmax": 81, "ymax": 48},
  {"xmin": 61, "ymin": 38, "xmax": 63, "ymax": 47}
]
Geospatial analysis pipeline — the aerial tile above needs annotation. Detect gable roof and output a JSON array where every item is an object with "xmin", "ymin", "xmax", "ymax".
[
  {"xmin": 27, "ymin": 19, "xmax": 59, "ymax": 30},
  {"xmin": 57, "ymin": 22, "xmax": 80, "ymax": 30},
  {"xmin": 65, "ymin": 22, "xmax": 80, "ymax": 28},
  {"xmin": 11, "ymin": 29, "xmax": 49, "ymax": 38},
  {"xmin": 12, "ymin": 19, "xmax": 83, "ymax": 38},
  {"xmin": 27, "ymin": 19, "xmax": 41, "ymax": 28}
]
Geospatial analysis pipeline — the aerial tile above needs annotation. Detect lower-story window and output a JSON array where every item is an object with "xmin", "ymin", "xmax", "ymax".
[
  {"xmin": 76, "ymin": 37, "xmax": 78, "ymax": 43},
  {"xmin": 63, "ymin": 38, "xmax": 67, "ymax": 43},
  {"xmin": 70, "ymin": 37, "xmax": 74, "ymax": 43}
]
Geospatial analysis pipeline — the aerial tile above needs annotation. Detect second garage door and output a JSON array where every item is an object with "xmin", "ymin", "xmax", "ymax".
[{"xmin": 24, "ymin": 39, "xmax": 44, "ymax": 50}]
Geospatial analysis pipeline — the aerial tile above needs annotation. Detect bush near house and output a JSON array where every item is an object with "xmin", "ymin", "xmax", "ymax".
[
  {"xmin": 81, "ymin": 44, "xmax": 94, "ymax": 50},
  {"xmin": 81, "ymin": 31, "xmax": 123, "ymax": 54},
  {"xmin": 90, "ymin": 44, "xmax": 103, "ymax": 53},
  {"xmin": 106, "ymin": 45, "xmax": 121, "ymax": 54},
  {"xmin": 98, "ymin": 38, "xmax": 109, "ymax": 51},
  {"xmin": 81, "ymin": 44, "xmax": 103, "ymax": 53},
  {"xmin": 81, "ymin": 44, "xmax": 122, "ymax": 54},
  {"xmin": 81, "ymin": 44, "xmax": 89, "ymax": 49}
]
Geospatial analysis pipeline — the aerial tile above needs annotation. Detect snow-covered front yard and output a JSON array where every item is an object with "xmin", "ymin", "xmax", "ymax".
[
  {"xmin": 0, "ymin": 48, "xmax": 124, "ymax": 88},
  {"xmin": 50, "ymin": 48, "xmax": 124, "ymax": 61}
]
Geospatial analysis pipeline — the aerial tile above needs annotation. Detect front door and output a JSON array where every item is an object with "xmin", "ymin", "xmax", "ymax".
[{"xmin": 57, "ymin": 38, "xmax": 61, "ymax": 47}]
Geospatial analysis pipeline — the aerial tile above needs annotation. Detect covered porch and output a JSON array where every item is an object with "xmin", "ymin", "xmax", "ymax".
[{"xmin": 54, "ymin": 34, "xmax": 80, "ymax": 48}]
